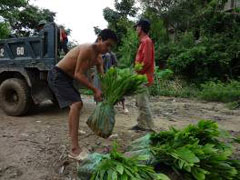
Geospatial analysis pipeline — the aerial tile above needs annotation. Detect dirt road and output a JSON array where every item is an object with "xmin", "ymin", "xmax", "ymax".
[{"xmin": 0, "ymin": 95, "xmax": 239, "ymax": 180}]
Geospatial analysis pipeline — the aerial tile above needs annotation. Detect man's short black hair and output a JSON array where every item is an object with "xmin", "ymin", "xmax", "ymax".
[
  {"xmin": 134, "ymin": 19, "xmax": 151, "ymax": 34},
  {"xmin": 98, "ymin": 29, "xmax": 118, "ymax": 42}
]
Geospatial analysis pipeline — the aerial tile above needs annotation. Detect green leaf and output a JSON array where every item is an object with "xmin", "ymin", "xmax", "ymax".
[
  {"xmin": 100, "ymin": 170, "xmax": 105, "ymax": 179},
  {"xmin": 192, "ymin": 167, "xmax": 208, "ymax": 180},
  {"xmin": 125, "ymin": 168, "xmax": 134, "ymax": 178},
  {"xmin": 116, "ymin": 164, "xmax": 124, "ymax": 175},
  {"xmin": 112, "ymin": 171, "xmax": 118, "ymax": 180},
  {"xmin": 174, "ymin": 147, "xmax": 200, "ymax": 164},
  {"xmin": 107, "ymin": 169, "xmax": 113, "ymax": 180},
  {"xmin": 121, "ymin": 173, "xmax": 128, "ymax": 180},
  {"xmin": 157, "ymin": 173, "xmax": 171, "ymax": 180},
  {"xmin": 136, "ymin": 155, "xmax": 150, "ymax": 161},
  {"xmin": 178, "ymin": 159, "xmax": 185, "ymax": 169}
]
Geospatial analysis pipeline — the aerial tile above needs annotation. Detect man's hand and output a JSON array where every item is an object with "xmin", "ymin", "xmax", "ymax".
[
  {"xmin": 94, "ymin": 88, "xmax": 102, "ymax": 102},
  {"xmin": 135, "ymin": 62, "xmax": 144, "ymax": 72}
]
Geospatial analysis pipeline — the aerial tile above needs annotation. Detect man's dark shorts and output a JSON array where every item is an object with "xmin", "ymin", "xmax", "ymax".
[{"xmin": 48, "ymin": 66, "xmax": 82, "ymax": 108}]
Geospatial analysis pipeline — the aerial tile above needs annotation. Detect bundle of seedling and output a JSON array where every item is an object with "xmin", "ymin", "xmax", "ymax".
[
  {"xmin": 87, "ymin": 66, "xmax": 147, "ymax": 138},
  {"xmin": 127, "ymin": 120, "xmax": 240, "ymax": 180},
  {"xmin": 90, "ymin": 143, "xmax": 170, "ymax": 180}
]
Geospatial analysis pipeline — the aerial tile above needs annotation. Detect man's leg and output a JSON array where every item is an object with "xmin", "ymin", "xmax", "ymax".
[
  {"xmin": 135, "ymin": 87, "xmax": 154, "ymax": 130},
  {"xmin": 69, "ymin": 101, "xmax": 83, "ymax": 155}
]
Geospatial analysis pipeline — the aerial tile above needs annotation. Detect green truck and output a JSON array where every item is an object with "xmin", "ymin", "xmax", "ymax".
[{"xmin": 0, "ymin": 23, "xmax": 60, "ymax": 116}]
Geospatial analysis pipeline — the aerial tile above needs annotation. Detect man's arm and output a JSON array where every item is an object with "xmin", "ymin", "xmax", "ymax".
[
  {"xmin": 136, "ymin": 40, "xmax": 152, "ymax": 74},
  {"xmin": 60, "ymin": 28, "xmax": 63, "ymax": 42},
  {"xmin": 74, "ymin": 49, "xmax": 102, "ymax": 101},
  {"xmin": 96, "ymin": 55, "xmax": 104, "ymax": 76},
  {"xmin": 74, "ymin": 50, "xmax": 98, "ymax": 92}
]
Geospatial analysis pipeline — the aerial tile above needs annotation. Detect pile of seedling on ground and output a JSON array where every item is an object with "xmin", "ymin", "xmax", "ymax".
[
  {"xmin": 90, "ymin": 143, "xmax": 169, "ymax": 180},
  {"xmin": 79, "ymin": 120, "xmax": 240, "ymax": 180},
  {"xmin": 87, "ymin": 66, "xmax": 147, "ymax": 138},
  {"xmin": 148, "ymin": 120, "xmax": 240, "ymax": 179}
]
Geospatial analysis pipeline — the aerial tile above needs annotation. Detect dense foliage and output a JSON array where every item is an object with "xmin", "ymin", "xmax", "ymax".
[
  {"xmin": 0, "ymin": 0, "xmax": 56, "ymax": 37},
  {"xmin": 0, "ymin": 22, "xmax": 10, "ymax": 39},
  {"xmin": 103, "ymin": 0, "xmax": 240, "ymax": 83},
  {"xmin": 103, "ymin": 0, "xmax": 138, "ymax": 46},
  {"xmin": 165, "ymin": 11, "xmax": 240, "ymax": 82},
  {"xmin": 199, "ymin": 80, "xmax": 240, "ymax": 102}
]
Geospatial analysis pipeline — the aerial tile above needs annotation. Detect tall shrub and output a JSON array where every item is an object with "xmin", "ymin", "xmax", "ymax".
[{"xmin": 118, "ymin": 26, "xmax": 138, "ymax": 68}]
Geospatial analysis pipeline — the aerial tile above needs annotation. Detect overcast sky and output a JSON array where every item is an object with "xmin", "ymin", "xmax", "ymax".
[{"xmin": 30, "ymin": 0, "xmax": 115, "ymax": 44}]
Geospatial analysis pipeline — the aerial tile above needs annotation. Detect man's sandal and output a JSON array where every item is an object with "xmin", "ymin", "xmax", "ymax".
[
  {"xmin": 68, "ymin": 149, "xmax": 89, "ymax": 161},
  {"xmin": 123, "ymin": 108, "xmax": 129, "ymax": 113}
]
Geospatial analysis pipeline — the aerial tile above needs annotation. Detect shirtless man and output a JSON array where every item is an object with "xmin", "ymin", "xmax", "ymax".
[{"xmin": 47, "ymin": 29, "xmax": 117, "ymax": 160}]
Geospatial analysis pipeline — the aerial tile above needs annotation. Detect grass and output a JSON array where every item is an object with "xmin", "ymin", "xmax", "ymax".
[
  {"xmin": 150, "ymin": 78, "xmax": 240, "ymax": 109},
  {"xmin": 149, "ymin": 78, "xmax": 199, "ymax": 98}
]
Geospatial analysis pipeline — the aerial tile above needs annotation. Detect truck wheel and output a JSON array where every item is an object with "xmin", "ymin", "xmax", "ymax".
[{"xmin": 0, "ymin": 78, "xmax": 32, "ymax": 116}]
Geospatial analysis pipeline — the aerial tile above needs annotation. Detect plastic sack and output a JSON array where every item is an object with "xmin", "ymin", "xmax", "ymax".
[
  {"xmin": 125, "ymin": 134, "xmax": 155, "ymax": 164},
  {"xmin": 127, "ymin": 134, "xmax": 151, "ymax": 151},
  {"xmin": 87, "ymin": 102, "xmax": 115, "ymax": 138},
  {"xmin": 77, "ymin": 153, "xmax": 109, "ymax": 180}
]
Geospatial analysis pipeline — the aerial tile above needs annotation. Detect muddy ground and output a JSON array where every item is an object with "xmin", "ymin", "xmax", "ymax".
[{"xmin": 0, "ymin": 95, "xmax": 239, "ymax": 180}]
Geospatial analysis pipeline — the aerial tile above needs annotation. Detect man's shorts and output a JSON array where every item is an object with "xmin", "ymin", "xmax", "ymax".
[{"xmin": 48, "ymin": 66, "xmax": 82, "ymax": 108}]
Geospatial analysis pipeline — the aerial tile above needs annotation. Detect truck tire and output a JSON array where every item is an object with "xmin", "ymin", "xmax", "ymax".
[{"xmin": 0, "ymin": 78, "xmax": 32, "ymax": 116}]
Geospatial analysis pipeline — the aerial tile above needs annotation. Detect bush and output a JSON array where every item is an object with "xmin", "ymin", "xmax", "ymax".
[
  {"xmin": 167, "ymin": 32, "xmax": 240, "ymax": 82},
  {"xmin": 150, "ymin": 78, "xmax": 199, "ymax": 98},
  {"xmin": 199, "ymin": 80, "xmax": 240, "ymax": 102},
  {"xmin": 161, "ymin": 11, "xmax": 240, "ymax": 82},
  {"xmin": 150, "ymin": 68, "xmax": 199, "ymax": 98}
]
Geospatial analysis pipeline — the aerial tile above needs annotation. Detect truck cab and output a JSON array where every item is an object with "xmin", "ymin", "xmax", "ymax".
[{"xmin": 0, "ymin": 23, "xmax": 60, "ymax": 116}]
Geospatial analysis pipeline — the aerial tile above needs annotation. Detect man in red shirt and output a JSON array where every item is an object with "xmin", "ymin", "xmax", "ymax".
[
  {"xmin": 130, "ymin": 19, "xmax": 155, "ymax": 132},
  {"xmin": 59, "ymin": 25, "xmax": 69, "ymax": 55}
]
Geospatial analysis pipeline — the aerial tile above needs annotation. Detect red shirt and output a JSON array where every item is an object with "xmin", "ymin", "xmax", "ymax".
[
  {"xmin": 135, "ymin": 35, "xmax": 155, "ymax": 86},
  {"xmin": 61, "ymin": 29, "xmax": 67, "ymax": 40}
]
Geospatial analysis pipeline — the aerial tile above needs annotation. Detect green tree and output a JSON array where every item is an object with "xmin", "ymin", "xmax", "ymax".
[
  {"xmin": 0, "ymin": 22, "xmax": 10, "ymax": 39},
  {"xmin": 12, "ymin": 4, "xmax": 56, "ymax": 36},
  {"xmin": 103, "ymin": 0, "xmax": 138, "ymax": 44},
  {"xmin": 118, "ymin": 25, "xmax": 138, "ymax": 68},
  {"xmin": 0, "ymin": 0, "xmax": 56, "ymax": 37},
  {"xmin": 142, "ymin": 8, "xmax": 168, "ymax": 66},
  {"xmin": 0, "ymin": 0, "xmax": 27, "ymax": 20},
  {"xmin": 138, "ymin": 0, "xmax": 240, "ymax": 82},
  {"xmin": 139, "ymin": 0, "xmax": 228, "ymax": 33},
  {"xmin": 102, "ymin": 0, "xmax": 139, "ymax": 66},
  {"xmin": 0, "ymin": 0, "xmax": 27, "ymax": 36}
]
